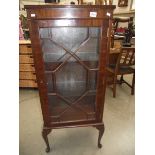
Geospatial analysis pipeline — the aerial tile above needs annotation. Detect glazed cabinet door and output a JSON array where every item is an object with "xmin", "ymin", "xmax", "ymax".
[{"xmin": 30, "ymin": 19, "xmax": 109, "ymax": 126}]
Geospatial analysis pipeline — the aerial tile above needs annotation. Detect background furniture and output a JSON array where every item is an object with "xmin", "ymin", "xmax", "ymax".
[
  {"xmin": 25, "ymin": 4, "xmax": 115, "ymax": 152},
  {"xmin": 111, "ymin": 16, "xmax": 134, "ymax": 48},
  {"xmin": 106, "ymin": 47, "xmax": 135, "ymax": 97},
  {"xmin": 19, "ymin": 40, "xmax": 37, "ymax": 88}
]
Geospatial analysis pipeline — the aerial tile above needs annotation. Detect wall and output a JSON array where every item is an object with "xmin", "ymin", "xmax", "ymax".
[
  {"xmin": 19, "ymin": 0, "xmax": 45, "ymax": 16},
  {"xmin": 113, "ymin": 0, "xmax": 133, "ymax": 14},
  {"xmin": 20, "ymin": 0, "xmax": 44, "ymax": 10},
  {"xmin": 113, "ymin": 0, "xmax": 135, "ymax": 23}
]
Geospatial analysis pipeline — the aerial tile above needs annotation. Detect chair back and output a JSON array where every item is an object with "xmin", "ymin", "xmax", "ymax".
[
  {"xmin": 113, "ymin": 17, "xmax": 133, "ymax": 32},
  {"xmin": 117, "ymin": 47, "xmax": 135, "ymax": 67}
]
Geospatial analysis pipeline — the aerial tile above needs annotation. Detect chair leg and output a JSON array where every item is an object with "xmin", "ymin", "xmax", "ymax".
[
  {"xmin": 113, "ymin": 75, "xmax": 117, "ymax": 98},
  {"xmin": 119, "ymin": 75, "xmax": 124, "ymax": 85},
  {"xmin": 131, "ymin": 73, "xmax": 135, "ymax": 95}
]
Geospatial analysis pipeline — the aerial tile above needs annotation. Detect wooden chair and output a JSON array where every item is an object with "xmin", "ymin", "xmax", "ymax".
[
  {"xmin": 106, "ymin": 47, "xmax": 135, "ymax": 97},
  {"xmin": 111, "ymin": 17, "xmax": 134, "ymax": 48}
]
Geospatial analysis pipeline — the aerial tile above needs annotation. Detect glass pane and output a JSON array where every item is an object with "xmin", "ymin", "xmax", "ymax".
[
  {"xmin": 39, "ymin": 26, "xmax": 100, "ymax": 123},
  {"xmin": 55, "ymin": 59, "xmax": 87, "ymax": 102},
  {"xmin": 76, "ymin": 27, "xmax": 100, "ymax": 69}
]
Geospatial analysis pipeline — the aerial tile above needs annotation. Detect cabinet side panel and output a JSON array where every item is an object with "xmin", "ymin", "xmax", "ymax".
[{"xmin": 95, "ymin": 19, "xmax": 110, "ymax": 122}]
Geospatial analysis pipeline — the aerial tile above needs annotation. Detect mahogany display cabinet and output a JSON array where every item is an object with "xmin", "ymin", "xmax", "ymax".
[{"xmin": 25, "ymin": 4, "xmax": 115, "ymax": 152}]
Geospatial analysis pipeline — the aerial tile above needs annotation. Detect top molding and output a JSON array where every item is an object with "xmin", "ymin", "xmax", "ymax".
[{"xmin": 25, "ymin": 4, "xmax": 116, "ymax": 9}]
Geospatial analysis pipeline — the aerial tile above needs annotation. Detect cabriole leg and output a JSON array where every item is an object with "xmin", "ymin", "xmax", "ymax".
[
  {"xmin": 42, "ymin": 128, "xmax": 52, "ymax": 153},
  {"xmin": 96, "ymin": 124, "xmax": 105, "ymax": 148}
]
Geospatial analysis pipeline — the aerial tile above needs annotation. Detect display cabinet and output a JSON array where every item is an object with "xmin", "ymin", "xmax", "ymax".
[{"xmin": 25, "ymin": 4, "xmax": 115, "ymax": 152}]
